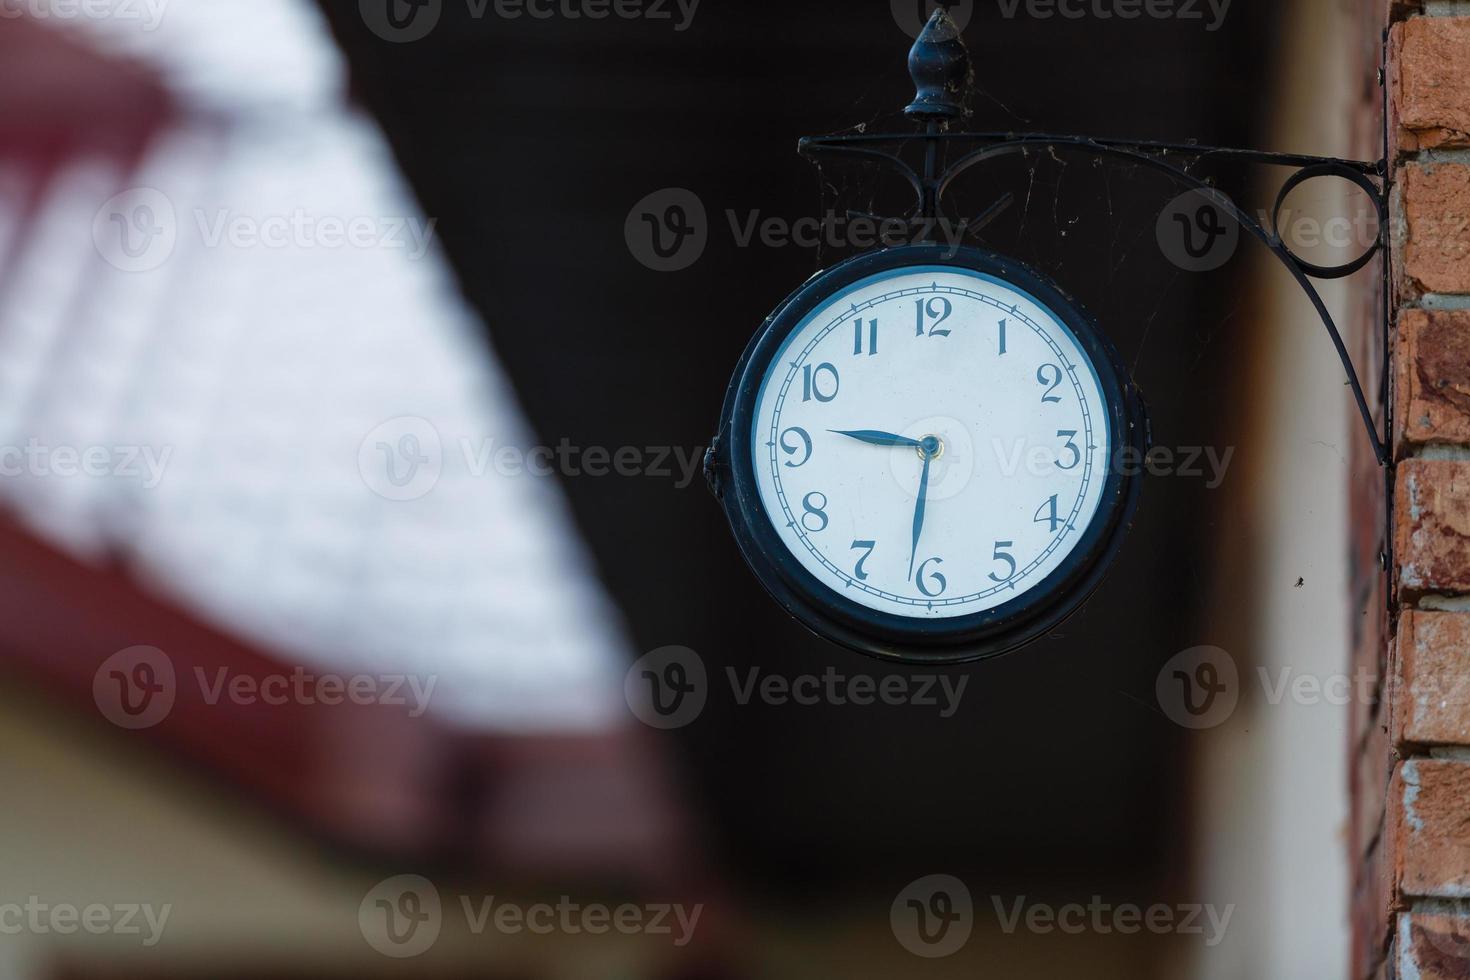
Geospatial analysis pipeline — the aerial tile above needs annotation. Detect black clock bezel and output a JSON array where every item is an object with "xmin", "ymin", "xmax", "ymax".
[{"xmin": 711, "ymin": 243, "xmax": 1147, "ymax": 665}]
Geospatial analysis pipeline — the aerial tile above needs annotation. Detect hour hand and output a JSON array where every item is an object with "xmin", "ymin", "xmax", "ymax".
[{"xmin": 828, "ymin": 428, "xmax": 921, "ymax": 448}]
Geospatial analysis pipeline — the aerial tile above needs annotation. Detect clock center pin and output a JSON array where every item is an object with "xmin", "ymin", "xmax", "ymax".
[{"xmin": 917, "ymin": 434, "xmax": 944, "ymax": 461}]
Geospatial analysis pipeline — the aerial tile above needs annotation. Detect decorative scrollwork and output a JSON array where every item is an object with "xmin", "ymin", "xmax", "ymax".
[{"xmin": 797, "ymin": 8, "xmax": 1391, "ymax": 466}]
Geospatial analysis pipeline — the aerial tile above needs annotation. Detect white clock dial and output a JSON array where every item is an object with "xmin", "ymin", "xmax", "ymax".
[{"xmin": 751, "ymin": 265, "xmax": 1111, "ymax": 619}]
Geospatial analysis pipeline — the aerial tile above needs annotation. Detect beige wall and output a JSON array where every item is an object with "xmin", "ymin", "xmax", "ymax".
[{"xmin": 1184, "ymin": 1, "xmax": 1361, "ymax": 977}]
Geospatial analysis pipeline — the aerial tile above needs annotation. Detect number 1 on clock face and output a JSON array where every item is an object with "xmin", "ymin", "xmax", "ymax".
[{"xmin": 753, "ymin": 268, "xmax": 1109, "ymax": 620}]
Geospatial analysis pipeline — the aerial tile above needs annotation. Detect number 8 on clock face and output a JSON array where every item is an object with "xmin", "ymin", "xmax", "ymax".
[{"xmin": 710, "ymin": 245, "xmax": 1147, "ymax": 664}]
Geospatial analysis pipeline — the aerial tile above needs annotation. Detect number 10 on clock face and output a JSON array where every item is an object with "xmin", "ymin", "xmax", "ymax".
[
  {"xmin": 712, "ymin": 245, "xmax": 1143, "ymax": 662},
  {"xmin": 753, "ymin": 266, "xmax": 1111, "ymax": 619}
]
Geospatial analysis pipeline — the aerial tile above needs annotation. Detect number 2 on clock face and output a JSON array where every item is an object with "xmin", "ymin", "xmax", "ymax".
[{"xmin": 751, "ymin": 266, "xmax": 1111, "ymax": 620}]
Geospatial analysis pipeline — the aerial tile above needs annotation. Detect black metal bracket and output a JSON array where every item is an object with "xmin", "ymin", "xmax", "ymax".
[{"xmin": 798, "ymin": 8, "xmax": 1391, "ymax": 467}]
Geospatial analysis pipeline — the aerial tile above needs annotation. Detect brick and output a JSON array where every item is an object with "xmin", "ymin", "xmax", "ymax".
[
  {"xmin": 1355, "ymin": 833, "xmax": 1397, "ymax": 979},
  {"xmin": 1396, "ymin": 309, "xmax": 1470, "ymax": 449},
  {"xmin": 1394, "ymin": 759, "xmax": 1470, "ymax": 898},
  {"xmin": 1354, "ymin": 573, "xmax": 1390, "ymax": 755},
  {"xmin": 1398, "ymin": 163, "xmax": 1470, "ymax": 296},
  {"xmin": 1359, "ymin": 710, "xmax": 1394, "ymax": 859},
  {"xmin": 1397, "ymin": 911, "xmax": 1470, "ymax": 978},
  {"xmin": 1396, "ymin": 460, "xmax": 1470, "ymax": 594},
  {"xmin": 1351, "ymin": 465, "xmax": 1388, "ymax": 597},
  {"xmin": 1386, "ymin": 0, "xmax": 1423, "ymax": 24},
  {"xmin": 1396, "ymin": 610, "xmax": 1470, "ymax": 746},
  {"xmin": 1392, "ymin": 17, "xmax": 1470, "ymax": 151},
  {"xmin": 1390, "ymin": 23, "xmax": 1409, "ymax": 167},
  {"xmin": 1375, "ymin": 940, "xmax": 1393, "ymax": 980}
]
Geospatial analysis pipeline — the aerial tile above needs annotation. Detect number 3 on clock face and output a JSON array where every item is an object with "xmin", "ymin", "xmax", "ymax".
[{"xmin": 710, "ymin": 245, "xmax": 1147, "ymax": 664}]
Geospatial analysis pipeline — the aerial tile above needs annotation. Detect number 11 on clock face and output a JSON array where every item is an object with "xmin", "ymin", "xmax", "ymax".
[{"xmin": 752, "ymin": 268, "xmax": 1109, "ymax": 620}]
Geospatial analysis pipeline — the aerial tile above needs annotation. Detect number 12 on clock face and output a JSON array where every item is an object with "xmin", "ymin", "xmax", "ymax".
[{"xmin": 712, "ymin": 245, "xmax": 1144, "ymax": 663}]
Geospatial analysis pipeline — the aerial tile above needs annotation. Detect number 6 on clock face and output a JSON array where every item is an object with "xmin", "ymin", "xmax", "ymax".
[{"xmin": 709, "ymin": 245, "xmax": 1147, "ymax": 664}]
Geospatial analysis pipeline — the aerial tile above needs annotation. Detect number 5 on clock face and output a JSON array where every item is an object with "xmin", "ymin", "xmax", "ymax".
[{"xmin": 712, "ymin": 245, "xmax": 1145, "ymax": 663}]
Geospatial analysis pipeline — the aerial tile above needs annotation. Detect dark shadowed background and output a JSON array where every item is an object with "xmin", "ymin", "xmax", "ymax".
[{"xmin": 315, "ymin": 0, "xmax": 1278, "ymax": 894}]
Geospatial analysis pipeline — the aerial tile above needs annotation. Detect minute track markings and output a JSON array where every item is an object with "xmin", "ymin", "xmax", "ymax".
[
  {"xmin": 706, "ymin": 9, "xmax": 1154, "ymax": 659},
  {"xmin": 762, "ymin": 278, "xmax": 1100, "ymax": 609}
]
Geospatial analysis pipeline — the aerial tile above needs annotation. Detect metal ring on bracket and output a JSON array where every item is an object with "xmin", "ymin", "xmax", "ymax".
[{"xmin": 1269, "ymin": 163, "xmax": 1386, "ymax": 280}]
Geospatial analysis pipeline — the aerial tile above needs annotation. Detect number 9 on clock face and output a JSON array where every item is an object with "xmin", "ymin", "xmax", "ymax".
[{"xmin": 710, "ymin": 245, "xmax": 1146, "ymax": 664}]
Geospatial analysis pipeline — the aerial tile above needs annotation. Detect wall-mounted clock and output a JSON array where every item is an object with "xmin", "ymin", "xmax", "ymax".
[{"xmin": 706, "ymin": 244, "xmax": 1148, "ymax": 664}]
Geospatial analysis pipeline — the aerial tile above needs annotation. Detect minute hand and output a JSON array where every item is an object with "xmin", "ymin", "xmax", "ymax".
[
  {"xmin": 828, "ymin": 429, "xmax": 923, "ymax": 448},
  {"xmin": 909, "ymin": 453, "xmax": 931, "ymax": 581}
]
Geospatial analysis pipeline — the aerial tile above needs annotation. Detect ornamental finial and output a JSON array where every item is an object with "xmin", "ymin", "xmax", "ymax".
[{"xmin": 904, "ymin": 7, "xmax": 972, "ymax": 122}]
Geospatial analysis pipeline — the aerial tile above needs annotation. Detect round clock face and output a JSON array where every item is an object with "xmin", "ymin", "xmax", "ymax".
[
  {"xmin": 752, "ymin": 264, "xmax": 1109, "ymax": 618},
  {"xmin": 715, "ymin": 245, "xmax": 1142, "ymax": 662}
]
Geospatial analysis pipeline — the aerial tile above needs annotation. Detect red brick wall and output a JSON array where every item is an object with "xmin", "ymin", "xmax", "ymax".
[{"xmin": 1353, "ymin": 7, "xmax": 1470, "ymax": 979}]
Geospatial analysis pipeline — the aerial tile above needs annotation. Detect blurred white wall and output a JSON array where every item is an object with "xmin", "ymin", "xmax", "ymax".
[{"xmin": 0, "ymin": 0, "xmax": 632, "ymax": 734}]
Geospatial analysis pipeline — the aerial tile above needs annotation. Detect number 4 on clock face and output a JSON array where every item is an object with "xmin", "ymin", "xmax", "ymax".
[{"xmin": 712, "ymin": 244, "xmax": 1144, "ymax": 664}]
